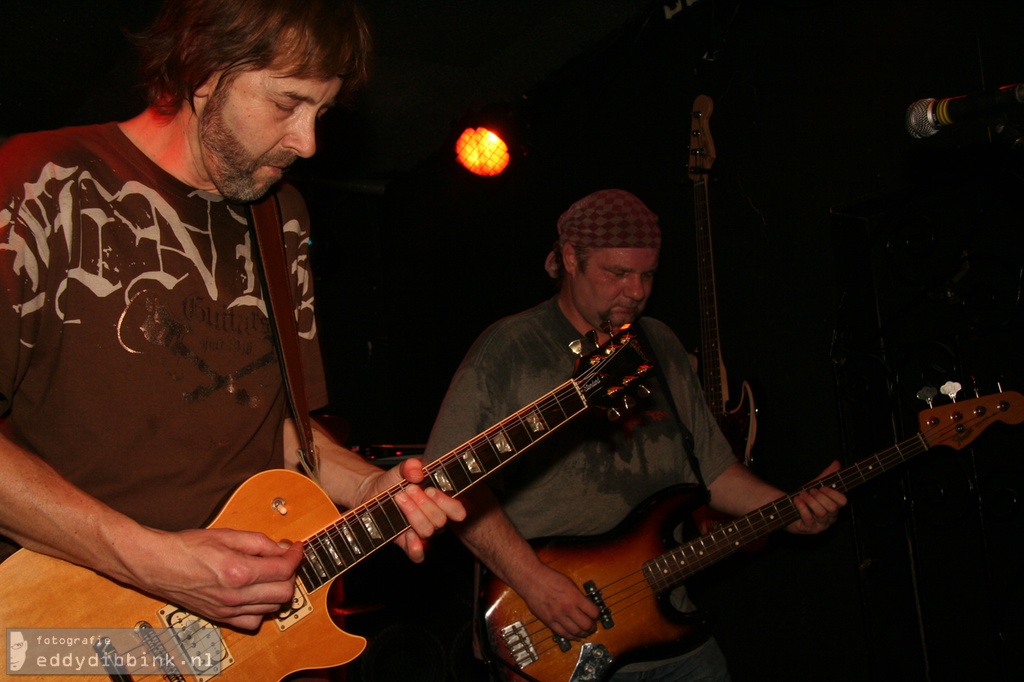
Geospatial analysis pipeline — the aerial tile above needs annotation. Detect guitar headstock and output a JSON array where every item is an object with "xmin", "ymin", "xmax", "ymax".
[
  {"xmin": 573, "ymin": 323, "xmax": 655, "ymax": 419},
  {"xmin": 918, "ymin": 390, "xmax": 1024, "ymax": 450},
  {"xmin": 688, "ymin": 94, "xmax": 716, "ymax": 181}
]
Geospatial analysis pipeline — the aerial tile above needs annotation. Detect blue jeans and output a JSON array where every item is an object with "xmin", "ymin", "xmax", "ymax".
[{"xmin": 608, "ymin": 638, "xmax": 731, "ymax": 682}]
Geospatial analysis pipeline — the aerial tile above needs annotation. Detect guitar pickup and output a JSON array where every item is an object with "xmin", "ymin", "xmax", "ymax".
[{"xmin": 584, "ymin": 580, "xmax": 614, "ymax": 629}]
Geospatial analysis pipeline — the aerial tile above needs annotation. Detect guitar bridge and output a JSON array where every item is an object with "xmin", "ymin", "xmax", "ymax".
[
  {"xmin": 155, "ymin": 608, "xmax": 234, "ymax": 680},
  {"xmin": 500, "ymin": 621, "xmax": 539, "ymax": 669}
]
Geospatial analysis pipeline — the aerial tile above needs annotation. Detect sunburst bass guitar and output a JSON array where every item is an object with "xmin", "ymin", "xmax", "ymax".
[
  {"xmin": 0, "ymin": 327, "xmax": 653, "ymax": 681},
  {"xmin": 481, "ymin": 390, "xmax": 1024, "ymax": 682}
]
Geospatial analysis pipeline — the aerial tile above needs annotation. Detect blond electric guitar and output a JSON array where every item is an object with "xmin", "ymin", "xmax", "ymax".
[
  {"xmin": 481, "ymin": 389, "xmax": 1024, "ymax": 682},
  {"xmin": 0, "ymin": 327, "xmax": 653, "ymax": 681}
]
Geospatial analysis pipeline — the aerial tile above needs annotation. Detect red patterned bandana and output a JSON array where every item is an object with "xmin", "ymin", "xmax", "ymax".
[{"xmin": 556, "ymin": 189, "xmax": 661, "ymax": 249}]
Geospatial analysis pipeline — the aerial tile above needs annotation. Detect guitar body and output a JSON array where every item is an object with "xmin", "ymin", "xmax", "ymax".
[
  {"xmin": 0, "ymin": 470, "xmax": 365, "ymax": 681},
  {"xmin": 720, "ymin": 379, "xmax": 757, "ymax": 467},
  {"xmin": 481, "ymin": 486, "xmax": 712, "ymax": 682}
]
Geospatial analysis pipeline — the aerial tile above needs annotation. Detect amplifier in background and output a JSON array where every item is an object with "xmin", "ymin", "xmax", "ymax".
[{"xmin": 353, "ymin": 444, "xmax": 426, "ymax": 467}]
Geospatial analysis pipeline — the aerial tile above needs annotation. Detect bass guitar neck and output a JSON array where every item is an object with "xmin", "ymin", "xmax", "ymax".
[{"xmin": 689, "ymin": 93, "xmax": 758, "ymax": 467}]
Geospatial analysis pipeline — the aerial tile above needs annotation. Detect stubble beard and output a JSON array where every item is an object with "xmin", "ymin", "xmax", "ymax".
[
  {"xmin": 200, "ymin": 88, "xmax": 295, "ymax": 203},
  {"xmin": 597, "ymin": 309, "xmax": 636, "ymax": 334}
]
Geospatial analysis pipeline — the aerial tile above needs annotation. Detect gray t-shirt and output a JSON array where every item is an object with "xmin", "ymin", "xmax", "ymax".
[{"xmin": 424, "ymin": 296, "xmax": 735, "ymax": 540}]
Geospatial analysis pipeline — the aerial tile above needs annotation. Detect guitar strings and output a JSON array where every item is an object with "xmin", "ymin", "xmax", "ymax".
[{"xmin": 303, "ymin": 381, "xmax": 588, "ymax": 592}]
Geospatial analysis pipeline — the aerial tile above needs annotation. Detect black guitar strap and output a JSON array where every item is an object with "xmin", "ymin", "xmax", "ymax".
[{"xmin": 633, "ymin": 321, "xmax": 709, "ymax": 496}]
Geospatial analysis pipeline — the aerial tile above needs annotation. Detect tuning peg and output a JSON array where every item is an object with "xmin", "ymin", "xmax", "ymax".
[
  {"xmin": 621, "ymin": 395, "xmax": 637, "ymax": 412},
  {"xmin": 607, "ymin": 407, "xmax": 622, "ymax": 421},
  {"xmin": 916, "ymin": 386, "xmax": 938, "ymax": 408},
  {"xmin": 568, "ymin": 339, "xmax": 584, "ymax": 357},
  {"xmin": 636, "ymin": 384, "xmax": 652, "ymax": 398},
  {"xmin": 940, "ymin": 381, "xmax": 962, "ymax": 403}
]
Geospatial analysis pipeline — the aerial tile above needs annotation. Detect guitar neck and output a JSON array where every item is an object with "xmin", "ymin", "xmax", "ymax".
[
  {"xmin": 298, "ymin": 379, "xmax": 588, "ymax": 592},
  {"xmin": 694, "ymin": 175, "xmax": 725, "ymax": 417},
  {"xmin": 644, "ymin": 431, "xmax": 930, "ymax": 591}
]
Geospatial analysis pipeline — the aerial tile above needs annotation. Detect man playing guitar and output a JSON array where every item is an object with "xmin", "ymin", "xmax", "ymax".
[
  {"xmin": 0, "ymin": 3, "xmax": 464, "ymax": 678},
  {"xmin": 423, "ymin": 189, "xmax": 846, "ymax": 681}
]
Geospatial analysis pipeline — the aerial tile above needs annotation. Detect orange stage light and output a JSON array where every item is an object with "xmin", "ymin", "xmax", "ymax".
[{"xmin": 455, "ymin": 126, "xmax": 510, "ymax": 176}]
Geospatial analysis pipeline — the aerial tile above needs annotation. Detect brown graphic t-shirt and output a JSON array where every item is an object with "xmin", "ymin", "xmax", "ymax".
[{"xmin": 0, "ymin": 123, "xmax": 328, "ymax": 548}]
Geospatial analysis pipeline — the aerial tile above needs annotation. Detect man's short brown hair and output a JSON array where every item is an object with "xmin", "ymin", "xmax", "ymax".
[{"xmin": 134, "ymin": 0, "xmax": 373, "ymax": 115}]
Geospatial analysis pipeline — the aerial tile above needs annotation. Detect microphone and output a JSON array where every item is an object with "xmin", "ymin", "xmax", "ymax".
[{"xmin": 905, "ymin": 83, "xmax": 1024, "ymax": 138}]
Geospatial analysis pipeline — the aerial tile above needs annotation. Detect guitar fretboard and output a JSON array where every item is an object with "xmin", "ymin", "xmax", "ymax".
[
  {"xmin": 642, "ymin": 432, "xmax": 930, "ymax": 592},
  {"xmin": 693, "ymin": 167, "xmax": 725, "ymax": 418},
  {"xmin": 297, "ymin": 380, "xmax": 589, "ymax": 592}
]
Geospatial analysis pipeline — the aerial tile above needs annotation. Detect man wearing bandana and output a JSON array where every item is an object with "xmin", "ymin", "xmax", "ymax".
[{"xmin": 423, "ymin": 189, "xmax": 847, "ymax": 680}]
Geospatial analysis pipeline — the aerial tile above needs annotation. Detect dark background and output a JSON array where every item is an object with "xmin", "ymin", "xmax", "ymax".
[{"xmin": 4, "ymin": 1, "xmax": 1024, "ymax": 680}]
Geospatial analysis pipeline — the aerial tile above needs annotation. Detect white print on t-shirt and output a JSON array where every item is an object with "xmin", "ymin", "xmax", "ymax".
[{"xmin": 2, "ymin": 162, "xmax": 317, "ymax": 347}]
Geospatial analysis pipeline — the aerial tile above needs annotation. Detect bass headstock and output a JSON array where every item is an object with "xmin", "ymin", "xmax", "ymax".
[
  {"xmin": 688, "ymin": 94, "xmax": 715, "ymax": 181},
  {"xmin": 918, "ymin": 389, "xmax": 1024, "ymax": 450}
]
